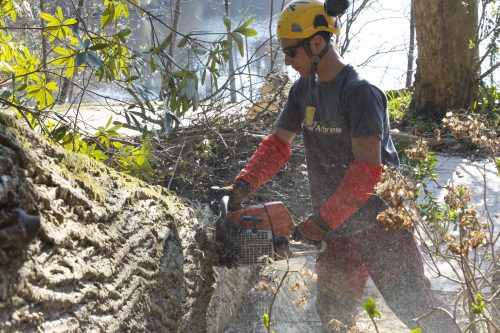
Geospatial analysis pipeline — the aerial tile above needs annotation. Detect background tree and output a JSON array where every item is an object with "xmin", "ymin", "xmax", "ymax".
[
  {"xmin": 58, "ymin": 0, "xmax": 85, "ymax": 104},
  {"xmin": 224, "ymin": 0, "xmax": 237, "ymax": 103},
  {"xmin": 411, "ymin": 0, "xmax": 479, "ymax": 119},
  {"xmin": 405, "ymin": 4, "xmax": 415, "ymax": 89}
]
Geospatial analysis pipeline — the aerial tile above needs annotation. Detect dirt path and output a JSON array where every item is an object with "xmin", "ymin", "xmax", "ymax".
[{"xmin": 211, "ymin": 155, "xmax": 500, "ymax": 333}]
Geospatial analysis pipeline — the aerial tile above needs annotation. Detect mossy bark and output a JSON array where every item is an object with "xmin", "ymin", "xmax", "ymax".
[{"xmin": 0, "ymin": 113, "xmax": 215, "ymax": 332}]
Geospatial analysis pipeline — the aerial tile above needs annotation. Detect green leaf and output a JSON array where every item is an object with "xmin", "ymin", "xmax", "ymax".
[
  {"xmin": 105, "ymin": 116, "xmax": 113, "ymax": 129},
  {"xmin": 471, "ymin": 294, "xmax": 486, "ymax": 315},
  {"xmin": 16, "ymin": 84, "xmax": 27, "ymax": 92},
  {"xmin": 193, "ymin": 48, "xmax": 207, "ymax": 55},
  {"xmin": 63, "ymin": 18, "xmax": 78, "ymax": 26},
  {"xmin": 154, "ymin": 32, "xmax": 173, "ymax": 54},
  {"xmin": 0, "ymin": 90, "xmax": 12, "ymax": 99},
  {"xmin": 50, "ymin": 126, "xmax": 68, "ymax": 142},
  {"xmin": 149, "ymin": 55, "xmax": 157, "ymax": 72},
  {"xmin": 163, "ymin": 110, "xmax": 181, "ymax": 137},
  {"xmin": 64, "ymin": 57, "xmax": 75, "ymax": 78},
  {"xmin": 56, "ymin": 6, "xmax": 64, "ymax": 21},
  {"xmin": 239, "ymin": 28, "xmax": 257, "ymax": 37},
  {"xmin": 172, "ymin": 70, "xmax": 189, "ymax": 78},
  {"xmin": 101, "ymin": 4, "xmax": 115, "ymax": 29},
  {"xmin": 468, "ymin": 39, "xmax": 475, "ymax": 49},
  {"xmin": 41, "ymin": 8, "xmax": 75, "ymax": 41},
  {"xmin": 126, "ymin": 75, "xmax": 140, "ymax": 82},
  {"xmin": 116, "ymin": 28, "xmax": 132, "ymax": 38},
  {"xmin": 88, "ymin": 43, "xmax": 109, "ymax": 51},
  {"xmin": 83, "ymin": 38, "xmax": 91, "ymax": 50},
  {"xmin": 26, "ymin": 75, "xmax": 57, "ymax": 109},
  {"xmin": 73, "ymin": 33, "xmax": 86, "ymax": 51},
  {"xmin": 91, "ymin": 149, "xmax": 109, "ymax": 161},
  {"xmin": 223, "ymin": 16, "xmax": 231, "ymax": 31},
  {"xmin": 177, "ymin": 36, "xmax": 188, "ymax": 48},
  {"xmin": 40, "ymin": 12, "xmax": 56, "ymax": 23},
  {"xmin": 53, "ymin": 46, "xmax": 71, "ymax": 56},
  {"xmin": 136, "ymin": 155, "xmax": 145, "ymax": 166},
  {"xmin": 230, "ymin": 32, "xmax": 244, "ymax": 57},
  {"xmin": 87, "ymin": 52, "xmax": 103, "ymax": 68},
  {"xmin": 192, "ymin": 89, "xmax": 199, "ymax": 110},
  {"xmin": 131, "ymin": 83, "xmax": 151, "ymax": 102},
  {"xmin": 496, "ymin": 159, "xmax": 500, "ymax": 176},
  {"xmin": 75, "ymin": 52, "xmax": 87, "ymax": 67},
  {"xmin": 235, "ymin": 16, "xmax": 255, "ymax": 32},
  {"xmin": 128, "ymin": 111, "xmax": 142, "ymax": 130},
  {"xmin": 201, "ymin": 69, "xmax": 206, "ymax": 85},
  {"xmin": 129, "ymin": 111, "xmax": 149, "ymax": 120},
  {"xmin": 410, "ymin": 329, "xmax": 422, "ymax": 333},
  {"xmin": 124, "ymin": 112, "xmax": 131, "ymax": 125},
  {"xmin": 362, "ymin": 297, "xmax": 382, "ymax": 320},
  {"xmin": 185, "ymin": 78, "xmax": 196, "ymax": 100},
  {"xmin": 108, "ymin": 123, "xmax": 123, "ymax": 132},
  {"xmin": 261, "ymin": 313, "xmax": 269, "ymax": 328}
]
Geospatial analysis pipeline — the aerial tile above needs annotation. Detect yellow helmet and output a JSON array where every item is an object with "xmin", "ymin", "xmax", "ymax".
[{"xmin": 277, "ymin": 0, "xmax": 341, "ymax": 39}]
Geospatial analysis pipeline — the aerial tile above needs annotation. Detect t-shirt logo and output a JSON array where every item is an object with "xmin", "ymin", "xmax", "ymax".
[
  {"xmin": 304, "ymin": 106, "xmax": 316, "ymax": 126},
  {"xmin": 302, "ymin": 105, "xmax": 342, "ymax": 134}
]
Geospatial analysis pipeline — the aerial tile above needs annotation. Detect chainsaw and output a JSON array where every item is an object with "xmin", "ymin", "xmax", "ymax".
[{"xmin": 208, "ymin": 187, "xmax": 323, "ymax": 266}]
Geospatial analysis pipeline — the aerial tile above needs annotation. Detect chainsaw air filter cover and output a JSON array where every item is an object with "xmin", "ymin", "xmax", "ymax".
[{"xmin": 217, "ymin": 201, "xmax": 295, "ymax": 266}]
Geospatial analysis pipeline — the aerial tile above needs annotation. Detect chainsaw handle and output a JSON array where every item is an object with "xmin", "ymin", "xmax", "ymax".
[
  {"xmin": 289, "ymin": 241, "xmax": 327, "ymax": 258},
  {"xmin": 208, "ymin": 186, "xmax": 230, "ymax": 217},
  {"xmin": 220, "ymin": 195, "xmax": 229, "ymax": 219}
]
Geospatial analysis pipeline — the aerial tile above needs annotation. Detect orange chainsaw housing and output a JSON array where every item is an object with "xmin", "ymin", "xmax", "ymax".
[{"xmin": 226, "ymin": 201, "xmax": 295, "ymax": 238}]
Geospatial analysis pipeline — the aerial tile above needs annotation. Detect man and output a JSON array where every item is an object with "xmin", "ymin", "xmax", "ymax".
[{"xmin": 225, "ymin": 0, "xmax": 457, "ymax": 331}]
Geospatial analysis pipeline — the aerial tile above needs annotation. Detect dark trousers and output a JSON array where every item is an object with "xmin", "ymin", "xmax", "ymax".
[{"xmin": 315, "ymin": 225, "xmax": 453, "ymax": 332}]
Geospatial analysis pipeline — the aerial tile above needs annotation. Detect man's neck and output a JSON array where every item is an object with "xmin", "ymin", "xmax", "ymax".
[{"xmin": 317, "ymin": 49, "xmax": 346, "ymax": 82}]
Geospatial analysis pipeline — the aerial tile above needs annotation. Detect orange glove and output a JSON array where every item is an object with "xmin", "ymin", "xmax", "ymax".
[
  {"xmin": 235, "ymin": 134, "xmax": 291, "ymax": 194},
  {"xmin": 320, "ymin": 160, "xmax": 382, "ymax": 229},
  {"xmin": 293, "ymin": 215, "xmax": 330, "ymax": 243}
]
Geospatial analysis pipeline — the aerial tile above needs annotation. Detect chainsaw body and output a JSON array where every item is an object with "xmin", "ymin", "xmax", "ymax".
[{"xmin": 209, "ymin": 188, "xmax": 295, "ymax": 266}]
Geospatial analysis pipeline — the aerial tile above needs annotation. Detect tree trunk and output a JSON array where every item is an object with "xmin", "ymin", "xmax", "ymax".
[
  {"xmin": 167, "ymin": 0, "xmax": 182, "ymax": 71},
  {"xmin": 59, "ymin": 0, "xmax": 85, "ymax": 104},
  {"xmin": 40, "ymin": 0, "xmax": 47, "ymax": 68},
  {"xmin": 225, "ymin": 0, "xmax": 237, "ymax": 103},
  {"xmin": 411, "ymin": 0, "xmax": 479, "ymax": 119},
  {"xmin": 405, "ymin": 4, "xmax": 415, "ymax": 88},
  {"xmin": 159, "ymin": 0, "xmax": 182, "ymax": 100},
  {"xmin": 269, "ymin": 0, "xmax": 274, "ymax": 72}
]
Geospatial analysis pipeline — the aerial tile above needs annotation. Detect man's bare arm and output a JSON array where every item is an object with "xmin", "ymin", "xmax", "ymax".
[
  {"xmin": 352, "ymin": 136, "xmax": 381, "ymax": 164},
  {"xmin": 273, "ymin": 128, "xmax": 297, "ymax": 145}
]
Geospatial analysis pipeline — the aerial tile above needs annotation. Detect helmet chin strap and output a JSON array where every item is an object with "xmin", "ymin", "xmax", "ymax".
[
  {"xmin": 304, "ymin": 42, "xmax": 331, "ymax": 81},
  {"xmin": 304, "ymin": 42, "xmax": 331, "ymax": 109}
]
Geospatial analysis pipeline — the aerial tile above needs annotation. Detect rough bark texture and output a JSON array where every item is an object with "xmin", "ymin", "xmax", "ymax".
[
  {"xmin": 0, "ymin": 112, "xmax": 215, "ymax": 332},
  {"xmin": 206, "ymin": 266, "xmax": 259, "ymax": 333},
  {"xmin": 411, "ymin": 0, "xmax": 479, "ymax": 119}
]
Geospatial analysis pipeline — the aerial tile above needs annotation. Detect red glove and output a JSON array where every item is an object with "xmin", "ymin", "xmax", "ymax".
[
  {"xmin": 293, "ymin": 215, "xmax": 330, "ymax": 243},
  {"xmin": 235, "ymin": 134, "xmax": 291, "ymax": 194},
  {"xmin": 320, "ymin": 160, "xmax": 382, "ymax": 230}
]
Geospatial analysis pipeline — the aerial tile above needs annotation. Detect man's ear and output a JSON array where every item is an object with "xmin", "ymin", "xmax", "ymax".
[{"xmin": 310, "ymin": 34, "xmax": 326, "ymax": 54}]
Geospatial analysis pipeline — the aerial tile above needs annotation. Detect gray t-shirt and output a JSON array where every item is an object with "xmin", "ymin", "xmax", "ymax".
[{"xmin": 275, "ymin": 64, "xmax": 399, "ymax": 234}]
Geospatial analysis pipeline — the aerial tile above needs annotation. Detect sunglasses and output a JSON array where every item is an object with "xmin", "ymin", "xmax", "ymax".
[{"xmin": 281, "ymin": 38, "xmax": 310, "ymax": 58}]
